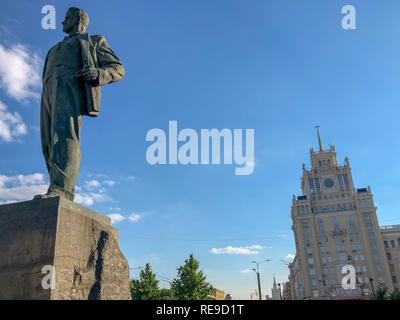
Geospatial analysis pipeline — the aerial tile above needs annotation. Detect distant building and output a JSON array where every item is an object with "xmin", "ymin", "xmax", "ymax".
[
  {"xmin": 224, "ymin": 293, "xmax": 232, "ymax": 300},
  {"xmin": 290, "ymin": 128, "xmax": 394, "ymax": 299},
  {"xmin": 210, "ymin": 288, "xmax": 225, "ymax": 300},
  {"xmin": 282, "ymin": 281, "xmax": 291, "ymax": 300},
  {"xmin": 271, "ymin": 276, "xmax": 281, "ymax": 300},
  {"xmin": 381, "ymin": 225, "xmax": 400, "ymax": 292}
]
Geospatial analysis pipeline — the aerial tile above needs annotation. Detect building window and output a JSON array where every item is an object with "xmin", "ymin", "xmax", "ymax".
[
  {"xmin": 323, "ymin": 268, "xmax": 328, "ymax": 275},
  {"xmin": 356, "ymin": 266, "xmax": 361, "ymax": 272},
  {"xmin": 362, "ymin": 266, "xmax": 367, "ymax": 272},
  {"xmin": 360, "ymin": 254, "xmax": 365, "ymax": 261},
  {"xmin": 309, "ymin": 178, "xmax": 315, "ymax": 193},
  {"xmin": 349, "ymin": 223, "xmax": 356, "ymax": 231},
  {"xmin": 390, "ymin": 264, "xmax": 395, "ymax": 272},
  {"xmin": 326, "ymin": 246, "xmax": 331, "ymax": 253},
  {"xmin": 391, "ymin": 240, "xmax": 396, "ymax": 248},
  {"xmin": 384, "ymin": 241, "xmax": 389, "ymax": 249},
  {"xmin": 337, "ymin": 174, "xmax": 344, "ymax": 191},
  {"xmin": 327, "ymin": 257, "xmax": 332, "ymax": 263},
  {"xmin": 373, "ymin": 253, "xmax": 379, "ymax": 260},
  {"xmin": 350, "ymin": 233, "xmax": 354, "ymax": 241},
  {"xmin": 377, "ymin": 265, "xmax": 382, "ymax": 272},
  {"xmin": 304, "ymin": 227, "xmax": 309, "ymax": 235},
  {"xmin": 354, "ymin": 255, "xmax": 359, "ymax": 261},
  {"xmin": 308, "ymin": 258, "xmax": 314, "ymax": 265},
  {"xmin": 364, "ymin": 213, "xmax": 370, "ymax": 220},
  {"xmin": 302, "ymin": 220, "xmax": 308, "ymax": 226},
  {"xmin": 306, "ymin": 247, "xmax": 312, "ymax": 254},
  {"xmin": 339, "ymin": 253, "xmax": 347, "ymax": 261},
  {"xmin": 369, "ymin": 232, "xmax": 374, "ymax": 239},
  {"xmin": 355, "ymin": 233, "xmax": 360, "ymax": 240},
  {"xmin": 318, "ymin": 219, "xmax": 324, "ymax": 225},
  {"xmin": 305, "ymin": 237, "xmax": 310, "ymax": 245},
  {"xmin": 387, "ymin": 253, "xmax": 392, "ymax": 260},
  {"xmin": 334, "ymin": 224, "xmax": 341, "ymax": 232},
  {"xmin": 366, "ymin": 222, "xmax": 373, "ymax": 229},
  {"xmin": 322, "ymin": 257, "xmax": 326, "ymax": 264},
  {"xmin": 320, "ymin": 246, "xmax": 324, "ymax": 253},
  {"xmin": 343, "ymin": 174, "xmax": 350, "ymax": 190},
  {"xmin": 311, "ymin": 279, "xmax": 317, "ymax": 286},
  {"xmin": 398, "ymin": 238, "xmax": 400, "ymax": 247},
  {"xmin": 371, "ymin": 241, "xmax": 377, "ymax": 249},
  {"xmin": 393, "ymin": 276, "xmax": 397, "ymax": 284},
  {"xmin": 348, "ymin": 216, "xmax": 355, "ymax": 221},
  {"xmin": 310, "ymin": 268, "xmax": 316, "ymax": 275},
  {"xmin": 318, "ymin": 226, "xmax": 325, "ymax": 233},
  {"xmin": 315, "ymin": 178, "xmax": 321, "ymax": 193},
  {"xmin": 352, "ymin": 244, "xmax": 357, "ymax": 251}
]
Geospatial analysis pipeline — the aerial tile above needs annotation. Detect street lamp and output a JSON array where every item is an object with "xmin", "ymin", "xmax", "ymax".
[
  {"xmin": 369, "ymin": 278, "xmax": 375, "ymax": 297},
  {"xmin": 251, "ymin": 259, "xmax": 271, "ymax": 301}
]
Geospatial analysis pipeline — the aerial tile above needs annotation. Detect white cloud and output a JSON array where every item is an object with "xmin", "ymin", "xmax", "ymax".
[
  {"xmin": 210, "ymin": 245, "xmax": 263, "ymax": 255},
  {"xmin": 103, "ymin": 180, "xmax": 115, "ymax": 186},
  {"xmin": 127, "ymin": 176, "xmax": 135, "ymax": 180},
  {"xmin": 128, "ymin": 213, "xmax": 141, "ymax": 223},
  {"xmin": 74, "ymin": 192, "xmax": 110, "ymax": 206},
  {"xmin": 285, "ymin": 254, "xmax": 295, "ymax": 260},
  {"xmin": 0, "ymin": 100, "xmax": 27, "ymax": 142},
  {"xmin": 0, "ymin": 173, "xmax": 48, "ymax": 203},
  {"xmin": 107, "ymin": 213, "xmax": 126, "ymax": 224},
  {"xmin": 84, "ymin": 179, "xmax": 101, "ymax": 189},
  {"xmin": 0, "ymin": 43, "xmax": 41, "ymax": 101},
  {"xmin": 240, "ymin": 269, "xmax": 252, "ymax": 274}
]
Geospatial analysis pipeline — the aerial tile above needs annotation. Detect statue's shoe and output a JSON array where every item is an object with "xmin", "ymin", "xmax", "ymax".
[{"xmin": 33, "ymin": 191, "xmax": 64, "ymax": 200}]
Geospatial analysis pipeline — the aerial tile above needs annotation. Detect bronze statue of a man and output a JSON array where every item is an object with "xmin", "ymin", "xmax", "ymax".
[{"xmin": 34, "ymin": 7, "xmax": 125, "ymax": 201}]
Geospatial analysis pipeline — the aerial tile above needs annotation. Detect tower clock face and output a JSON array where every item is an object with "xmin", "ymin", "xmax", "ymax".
[{"xmin": 324, "ymin": 178, "xmax": 334, "ymax": 188}]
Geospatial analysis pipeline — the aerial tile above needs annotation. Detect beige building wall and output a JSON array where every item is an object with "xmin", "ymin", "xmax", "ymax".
[
  {"xmin": 210, "ymin": 288, "xmax": 225, "ymax": 300},
  {"xmin": 381, "ymin": 225, "xmax": 400, "ymax": 292},
  {"xmin": 290, "ymin": 136, "xmax": 394, "ymax": 299}
]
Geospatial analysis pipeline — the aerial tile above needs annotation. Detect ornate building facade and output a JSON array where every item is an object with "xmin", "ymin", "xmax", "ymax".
[{"xmin": 290, "ymin": 128, "xmax": 394, "ymax": 299}]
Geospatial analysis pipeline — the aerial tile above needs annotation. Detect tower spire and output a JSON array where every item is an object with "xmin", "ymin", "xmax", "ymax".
[{"xmin": 315, "ymin": 125, "xmax": 324, "ymax": 152}]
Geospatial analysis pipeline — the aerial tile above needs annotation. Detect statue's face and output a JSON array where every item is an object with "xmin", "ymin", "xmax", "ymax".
[{"xmin": 62, "ymin": 10, "xmax": 77, "ymax": 34}]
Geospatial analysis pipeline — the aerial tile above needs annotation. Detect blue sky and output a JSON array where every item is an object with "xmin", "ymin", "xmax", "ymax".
[{"xmin": 1, "ymin": 0, "xmax": 400, "ymax": 299}]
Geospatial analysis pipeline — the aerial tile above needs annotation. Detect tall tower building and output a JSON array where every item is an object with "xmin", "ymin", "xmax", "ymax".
[{"xmin": 290, "ymin": 128, "xmax": 394, "ymax": 299}]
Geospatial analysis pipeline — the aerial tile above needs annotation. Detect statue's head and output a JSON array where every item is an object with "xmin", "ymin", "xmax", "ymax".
[{"xmin": 62, "ymin": 7, "xmax": 89, "ymax": 35}]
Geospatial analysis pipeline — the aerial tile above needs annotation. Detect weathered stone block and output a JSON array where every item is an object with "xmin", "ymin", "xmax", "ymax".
[{"xmin": 0, "ymin": 197, "xmax": 131, "ymax": 300}]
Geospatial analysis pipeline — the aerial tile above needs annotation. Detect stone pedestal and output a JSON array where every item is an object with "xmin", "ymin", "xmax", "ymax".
[{"xmin": 0, "ymin": 197, "xmax": 131, "ymax": 300}]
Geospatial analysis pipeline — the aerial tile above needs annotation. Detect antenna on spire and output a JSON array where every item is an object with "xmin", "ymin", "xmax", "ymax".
[{"xmin": 315, "ymin": 125, "xmax": 324, "ymax": 152}]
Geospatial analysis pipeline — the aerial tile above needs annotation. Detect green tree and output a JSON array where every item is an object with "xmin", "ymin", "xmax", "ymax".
[
  {"xmin": 388, "ymin": 290, "xmax": 400, "ymax": 300},
  {"xmin": 171, "ymin": 254, "xmax": 213, "ymax": 300},
  {"xmin": 373, "ymin": 287, "xmax": 388, "ymax": 300},
  {"xmin": 130, "ymin": 263, "xmax": 162, "ymax": 300}
]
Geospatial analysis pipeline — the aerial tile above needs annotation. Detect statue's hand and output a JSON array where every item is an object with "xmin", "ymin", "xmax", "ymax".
[{"xmin": 81, "ymin": 66, "xmax": 99, "ymax": 82}]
